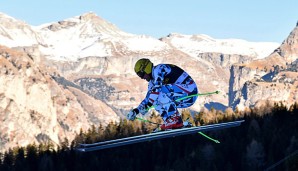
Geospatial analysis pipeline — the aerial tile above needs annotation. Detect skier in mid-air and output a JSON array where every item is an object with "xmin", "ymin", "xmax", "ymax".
[{"xmin": 127, "ymin": 58, "xmax": 198, "ymax": 131}]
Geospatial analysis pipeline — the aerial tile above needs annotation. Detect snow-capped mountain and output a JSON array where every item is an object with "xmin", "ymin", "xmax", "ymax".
[
  {"xmin": 1, "ymin": 12, "xmax": 279, "ymax": 61},
  {"xmin": 161, "ymin": 33, "xmax": 279, "ymax": 59},
  {"xmin": 0, "ymin": 12, "xmax": 42, "ymax": 47},
  {"xmin": 0, "ymin": 11, "xmax": 282, "ymax": 112}
]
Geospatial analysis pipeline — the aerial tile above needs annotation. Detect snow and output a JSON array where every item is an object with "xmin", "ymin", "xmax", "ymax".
[
  {"xmin": 35, "ymin": 20, "xmax": 170, "ymax": 60},
  {"xmin": 0, "ymin": 12, "xmax": 19, "ymax": 22},
  {"xmin": 0, "ymin": 12, "xmax": 280, "ymax": 61},
  {"xmin": 169, "ymin": 34, "xmax": 280, "ymax": 59},
  {"xmin": 0, "ymin": 24, "xmax": 39, "ymax": 47},
  {"xmin": 123, "ymin": 35, "xmax": 169, "ymax": 51},
  {"xmin": 36, "ymin": 20, "xmax": 114, "ymax": 61}
]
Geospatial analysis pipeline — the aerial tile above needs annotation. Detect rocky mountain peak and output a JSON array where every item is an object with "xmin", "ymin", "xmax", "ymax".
[
  {"xmin": 274, "ymin": 24, "xmax": 298, "ymax": 62},
  {"xmin": 78, "ymin": 12, "xmax": 129, "ymax": 37},
  {"xmin": 78, "ymin": 12, "xmax": 100, "ymax": 21},
  {"xmin": 43, "ymin": 11, "xmax": 129, "ymax": 38},
  {"xmin": 229, "ymin": 23, "xmax": 298, "ymax": 110}
]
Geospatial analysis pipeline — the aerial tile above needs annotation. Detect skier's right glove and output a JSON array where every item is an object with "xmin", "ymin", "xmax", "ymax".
[{"xmin": 127, "ymin": 108, "xmax": 139, "ymax": 121}]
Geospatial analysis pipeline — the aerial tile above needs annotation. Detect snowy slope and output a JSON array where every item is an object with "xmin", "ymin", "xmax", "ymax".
[
  {"xmin": 36, "ymin": 13, "xmax": 170, "ymax": 61},
  {"xmin": 162, "ymin": 33, "xmax": 280, "ymax": 59},
  {"xmin": 0, "ymin": 12, "xmax": 42, "ymax": 47},
  {"xmin": 0, "ymin": 12, "xmax": 279, "ymax": 62}
]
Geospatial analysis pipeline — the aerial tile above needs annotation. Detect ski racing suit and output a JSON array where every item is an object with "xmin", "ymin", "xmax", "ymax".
[{"xmin": 136, "ymin": 64, "xmax": 198, "ymax": 121}]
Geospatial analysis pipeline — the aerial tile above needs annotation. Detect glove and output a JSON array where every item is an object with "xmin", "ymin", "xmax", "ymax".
[{"xmin": 127, "ymin": 108, "xmax": 139, "ymax": 121}]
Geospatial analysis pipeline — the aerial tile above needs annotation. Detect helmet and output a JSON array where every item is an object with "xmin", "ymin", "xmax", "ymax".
[{"xmin": 134, "ymin": 58, "xmax": 153, "ymax": 78}]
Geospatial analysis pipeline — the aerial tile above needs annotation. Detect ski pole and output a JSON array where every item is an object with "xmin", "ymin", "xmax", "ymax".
[
  {"xmin": 175, "ymin": 90, "xmax": 220, "ymax": 102},
  {"xmin": 198, "ymin": 132, "xmax": 220, "ymax": 143},
  {"xmin": 146, "ymin": 90, "xmax": 220, "ymax": 111},
  {"xmin": 136, "ymin": 117, "xmax": 161, "ymax": 125}
]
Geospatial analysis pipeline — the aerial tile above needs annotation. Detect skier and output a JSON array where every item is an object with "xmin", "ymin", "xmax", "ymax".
[{"xmin": 127, "ymin": 58, "xmax": 198, "ymax": 131}]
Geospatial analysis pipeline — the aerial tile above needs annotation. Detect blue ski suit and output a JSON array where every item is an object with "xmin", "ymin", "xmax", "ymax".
[{"xmin": 136, "ymin": 64, "xmax": 198, "ymax": 120}]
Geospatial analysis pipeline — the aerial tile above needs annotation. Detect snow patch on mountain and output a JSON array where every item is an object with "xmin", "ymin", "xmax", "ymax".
[
  {"xmin": 0, "ymin": 12, "xmax": 279, "ymax": 62},
  {"xmin": 0, "ymin": 13, "xmax": 40, "ymax": 47},
  {"xmin": 165, "ymin": 33, "xmax": 280, "ymax": 59},
  {"xmin": 123, "ymin": 35, "xmax": 169, "ymax": 51}
]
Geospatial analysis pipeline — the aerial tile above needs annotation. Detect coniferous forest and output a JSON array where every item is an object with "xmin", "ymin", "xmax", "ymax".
[{"xmin": 0, "ymin": 102, "xmax": 298, "ymax": 171}]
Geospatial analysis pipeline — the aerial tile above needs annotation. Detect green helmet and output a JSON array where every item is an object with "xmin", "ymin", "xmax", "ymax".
[{"xmin": 134, "ymin": 58, "xmax": 153, "ymax": 78}]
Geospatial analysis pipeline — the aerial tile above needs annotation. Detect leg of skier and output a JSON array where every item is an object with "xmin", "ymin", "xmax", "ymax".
[{"xmin": 148, "ymin": 80, "xmax": 198, "ymax": 131}]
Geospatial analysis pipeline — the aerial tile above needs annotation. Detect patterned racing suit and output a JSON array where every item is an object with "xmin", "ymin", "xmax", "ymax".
[{"xmin": 136, "ymin": 64, "xmax": 198, "ymax": 121}]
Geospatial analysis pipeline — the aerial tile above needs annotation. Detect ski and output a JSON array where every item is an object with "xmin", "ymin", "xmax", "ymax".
[{"xmin": 76, "ymin": 120, "xmax": 245, "ymax": 152}]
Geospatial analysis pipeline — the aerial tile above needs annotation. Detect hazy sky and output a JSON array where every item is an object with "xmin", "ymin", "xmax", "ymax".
[{"xmin": 1, "ymin": 0, "xmax": 297, "ymax": 43}]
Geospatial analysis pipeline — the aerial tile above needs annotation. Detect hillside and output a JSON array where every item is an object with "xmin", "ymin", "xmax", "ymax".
[
  {"xmin": 0, "ymin": 45, "xmax": 118, "ymax": 151},
  {"xmin": 229, "ymin": 23, "xmax": 298, "ymax": 110}
]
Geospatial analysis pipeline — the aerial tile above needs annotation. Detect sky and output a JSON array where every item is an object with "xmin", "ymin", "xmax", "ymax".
[{"xmin": 0, "ymin": 0, "xmax": 297, "ymax": 43}]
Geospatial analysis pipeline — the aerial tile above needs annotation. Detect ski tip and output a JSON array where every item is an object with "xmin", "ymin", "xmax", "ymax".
[{"xmin": 75, "ymin": 148, "xmax": 86, "ymax": 152}]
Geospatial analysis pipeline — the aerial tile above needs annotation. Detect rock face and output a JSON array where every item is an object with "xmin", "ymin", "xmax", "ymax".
[
  {"xmin": 0, "ymin": 46, "xmax": 118, "ymax": 151},
  {"xmin": 275, "ymin": 24, "xmax": 298, "ymax": 62},
  {"xmin": 197, "ymin": 52, "xmax": 254, "ymax": 68},
  {"xmin": 229, "ymin": 24, "xmax": 298, "ymax": 110}
]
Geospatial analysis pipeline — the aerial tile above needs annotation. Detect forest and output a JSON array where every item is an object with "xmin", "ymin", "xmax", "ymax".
[{"xmin": 0, "ymin": 102, "xmax": 297, "ymax": 171}]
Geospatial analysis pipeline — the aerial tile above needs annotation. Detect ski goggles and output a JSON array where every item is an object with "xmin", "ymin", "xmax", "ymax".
[{"xmin": 137, "ymin": 70, "xmax": 145, "ymax": 78}]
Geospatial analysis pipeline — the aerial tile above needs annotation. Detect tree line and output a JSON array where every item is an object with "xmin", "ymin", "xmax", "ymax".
[{"xmin": 0, "ymin": 102, "xmax": 297, "ymax": 171}]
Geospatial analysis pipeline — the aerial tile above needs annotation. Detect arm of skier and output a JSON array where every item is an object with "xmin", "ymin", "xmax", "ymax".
[
  {"xmin": 127, "ymin": 65, "xmax": 171, "ymax": 121},
  {"xmin": 136, "ymin": 64, "xmax": 171, "ymax": 110},
  {"xmin": 127, "ymin": 82, "xmax": 153, "ymax": 120}
]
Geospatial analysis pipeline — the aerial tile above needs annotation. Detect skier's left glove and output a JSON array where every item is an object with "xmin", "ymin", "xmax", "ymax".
[{"xmin": 127, "ymin": 108, "xmax": 139, "ymax": 121}]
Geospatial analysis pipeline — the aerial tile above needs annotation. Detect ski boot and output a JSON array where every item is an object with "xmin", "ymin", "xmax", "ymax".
[{"xmin": 152, "ymin": 114, "xmax": 183, "ymax": 132}]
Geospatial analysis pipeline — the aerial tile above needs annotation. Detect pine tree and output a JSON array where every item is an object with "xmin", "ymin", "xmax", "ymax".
[
  {"xmin": 0, "ymin": 151, "xmax": 3, "ymax": 165},
  {"xmin": 60, "ymin": 137, "xmax": 70, "ymax": 151},
  {"xmin": 181, "ymin": 109, "xmax": 195, "ymax": 125},
  {"xmin": 26, "ymin": 143, "xmax": 39, "ymax": 170},
  {"xmin": 85, "ymin": 125, "xmax": 97, "ymax": 143},
  {"xmin": 96, "ymin": 123, "xmax": 104, "ymax": 142},
  {"xmin": 14, "ymin": 147, "xmax": 27, "ymax": 171},
  {"xmin": 72, "ymin": 128, "xmax": 86, "ymax": 147},
  {"xmin": 245, "ymin": 139, "xmax": 265, "ymax": 170},
  {"xmin": 104, "ymin": 121, "xmax": 118, "ymax": 140},
  {"xmin": 117, "ymin": 119, "xmax": 129, "ymax": 138},
  {"xmin": 2, "ymin": 148, "xmax": 14, "ymax": 170},
  {"xmin": 224, "ymin": 107, "xmax": 234, "ymax": 121},
  {"xmin": 193, "ymin": 112, "xmax": 201, "ymax": 126}
]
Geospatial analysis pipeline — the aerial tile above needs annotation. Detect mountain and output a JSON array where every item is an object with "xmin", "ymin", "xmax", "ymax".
[
  {"xmin": 160, "ymin": 33, "xmax": 278, "ymax": 60},
  {"xmin": 0, "ymin": 12, "xmax": 288, "ymax": 151},
  {"xmin": 35, "ymin": 12, "xmax": 170, "ymax": 61},
  {"xmin": 0, "ymin": 12, "xmax": 42, "ymax": 47},
  {"xmin": 0, "ymin": 45, "xmax": 118, "ymax": 151},
  {"xmin": 229, "ymin": 22, "xmax": 298, "ymax": 110},
  {"xmin": 33, "ymin": 13, "xmax": 279, "ymax": 109}
]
